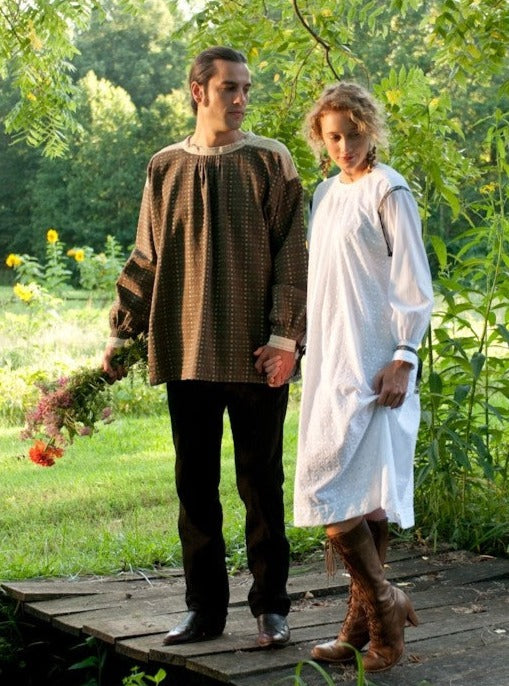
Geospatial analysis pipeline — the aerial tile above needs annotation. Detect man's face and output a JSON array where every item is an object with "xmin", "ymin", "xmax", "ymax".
[{"xmin": 193, "ymin": 59, "xmax": 251, "ymax": 132}]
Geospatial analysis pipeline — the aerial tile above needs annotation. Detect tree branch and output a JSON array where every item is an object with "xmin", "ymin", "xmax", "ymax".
[
  {"xmin": 291, "ymin": 0, "xmax": 369, "ymax": 84},
  {"xmin": 291, "ymin": 0, "xmax": 341, "ymax": 80}
]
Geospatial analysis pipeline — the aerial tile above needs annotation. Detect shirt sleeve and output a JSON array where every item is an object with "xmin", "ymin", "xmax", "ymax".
[
  {"xmin": 109, "ymin": 164, "xmax": 157, "ymax": 340},
  {"xmin": 266, "ymin": 148, "xmax": 308, "ymax": 343},
  {"xmin": 380, "ymin": 188, "xmax": 434, "ymax": 365}
]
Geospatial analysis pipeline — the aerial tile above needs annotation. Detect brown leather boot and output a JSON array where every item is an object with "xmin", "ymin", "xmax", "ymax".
[
  {"xmin": 311, "ymin": 519, "xmax": 389, "ymax": 663},
  {"xmin": 328, "ymin": 519, "xmax": 417, "ymax": 673}
]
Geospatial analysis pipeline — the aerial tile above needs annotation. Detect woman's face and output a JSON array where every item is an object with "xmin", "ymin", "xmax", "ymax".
[{"xmin": 320, "ymin": 110, "xmax": 372, "ymax": 182}]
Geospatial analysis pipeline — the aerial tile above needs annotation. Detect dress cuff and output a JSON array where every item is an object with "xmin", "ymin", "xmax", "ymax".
[
  {"xmin": 392, "ymin": 344, "xmax": 418, "ymax": 366},
  {"xmin": 268, "ymin": 334, "xmax": 296, "ymax": 353}
]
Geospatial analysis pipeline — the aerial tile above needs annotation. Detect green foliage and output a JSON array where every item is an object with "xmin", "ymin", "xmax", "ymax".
[
  {"xmin": 0, "ymin": 597, "xmax": 24, "ymax": 673},
  {"xmin": 11, "ymin": 252, "xmax": 44, "ymax": 284},
  {"xmin": 74, "ymin": 0, "xmax": 186, "ymax": 109},
  {"xmin": 44, "ymin": 232, "xmax": 73, "ymax": 294},
  {"xmin": 0, "ymin": 0, "xmax": 144, "ymax": 157},
  {"xmin": 6, "ymin": 231, "xmax": 126, "ymax": 299},
  {"xmin": 29, "ymin": 72, "xmax": 144, "ymax": 250},
  {"xmin": 276, "ymin": 657, "xmax": 370, "ymax": 686},
  {"xmin": 68, "ymin": 636, "xmax": 108, "ymax": 686},
  {"xmin": 430, "ymin": 0, "xmax": 509, "ymax": 87},
  {"xmin": 24, "ymin": 78, "xmax": 193, "ymax": 253},
  {"xmin": 72, "ymin": 235, "xmax": 126, "ymax": 294},
  {"xmin": 122, "ymin": 666, "xmax": 167, "ymax": 685},
  {"xmin": 415, "ymin": 117, "xmax": 509, "ymax": 553},
  {"xmin": 375, "ymin": 66, "xmax": 470, "ymax": 222}
]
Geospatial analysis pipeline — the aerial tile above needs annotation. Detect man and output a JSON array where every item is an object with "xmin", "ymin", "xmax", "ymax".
[{"xmin": 102, "ymin": 46, "xmax": 307, "ymax": 648}]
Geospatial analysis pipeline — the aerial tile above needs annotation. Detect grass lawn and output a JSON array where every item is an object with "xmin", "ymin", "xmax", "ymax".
[{"xmin": 0, "ymin": 397, "xmax": 321, "ymax": 580}]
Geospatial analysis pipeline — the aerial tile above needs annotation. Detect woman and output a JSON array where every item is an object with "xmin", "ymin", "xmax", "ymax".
[{"xmin": 269, "ymin": 82, "xmax": 433, "ymax": 672}]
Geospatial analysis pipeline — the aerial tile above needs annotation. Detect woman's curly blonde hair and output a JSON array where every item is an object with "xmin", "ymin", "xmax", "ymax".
[{"xmin": 306, "ymin": 82, "xmax": 389, "ymax": 175}]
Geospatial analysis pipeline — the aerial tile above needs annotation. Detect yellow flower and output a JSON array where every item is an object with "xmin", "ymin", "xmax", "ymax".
[
  {"xmin": 27, "ymin": 92, "xmax": 37, "ymax": 102},
  {"xmin": 386, "ymin": 89, "xmax": 402, "ymax": 106},
  {"xmin": 67, "ymin": 249, "xmax": 76, "ymax": 257},
  {"xmin": 480, "ymin": 182, "xmax": 497, "ymax": 195},
  {"xmin": 47, "ymin": 229, "xmax": 59, "ymax": 243},
  {"xmin": 6, "ymin": 253, "xmax": 22, "ymax": 268},
  {"xmin": 74, "ymin": 249, "xmax": 85, "ymax": 262},
  {"xmin": 13, "ymin": 283, "xmax": 35, "ymax": 303}
]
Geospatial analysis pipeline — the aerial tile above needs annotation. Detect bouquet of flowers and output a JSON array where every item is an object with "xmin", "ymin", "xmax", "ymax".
[{"xmin": 21, "ymin": 335, "xmax": 148, "ymax": 466}]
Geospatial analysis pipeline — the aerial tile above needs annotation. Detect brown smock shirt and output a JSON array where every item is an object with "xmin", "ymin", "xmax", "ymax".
[{"xmin": 109, "ymin": 132, "xmax": 307, "ymax": 386}]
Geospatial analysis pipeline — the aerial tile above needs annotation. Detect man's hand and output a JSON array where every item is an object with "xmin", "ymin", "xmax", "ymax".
[
  {"xmin": 373, "ymin": 360, "xmax": 413, "ymax": 409},
  {"xmin": 253, "ymin": 345, "xmax": 295, "ymax": 387},
  {"xmin": 102, "ymin": 341, "xmax": 128, "ymax": 383}
]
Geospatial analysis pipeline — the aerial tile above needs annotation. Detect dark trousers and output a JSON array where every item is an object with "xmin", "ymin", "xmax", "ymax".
[{"xmin": 166, "ymin": 380, "xmax": 291, "ymax": 620}]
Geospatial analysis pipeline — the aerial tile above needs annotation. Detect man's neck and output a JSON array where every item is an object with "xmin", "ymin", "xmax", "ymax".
[{"xmin": 190, "ymin": 126, "xmax": 244, "ymax": 148}]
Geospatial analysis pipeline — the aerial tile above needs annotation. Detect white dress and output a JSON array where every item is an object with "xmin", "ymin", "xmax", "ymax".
[{"xmin": 294, "ymin": 164, "xmax": 434, "ymax": 529}]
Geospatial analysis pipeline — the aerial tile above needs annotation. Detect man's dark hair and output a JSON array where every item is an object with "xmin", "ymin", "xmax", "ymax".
[{"xmin": 188, "ymin": 46, "xmax": 247, "ymax": 115}]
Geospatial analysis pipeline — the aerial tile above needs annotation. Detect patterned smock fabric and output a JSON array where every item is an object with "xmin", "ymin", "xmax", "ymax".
[
  {"xmin": 294, "ymin": 164, "xmax": 433, "ymax": 529},
  {"xmin": 109, "ymin": 132, "xmax": 308, "ymax": 385}
]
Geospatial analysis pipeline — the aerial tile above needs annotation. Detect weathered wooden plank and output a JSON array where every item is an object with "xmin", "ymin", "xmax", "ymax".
[
  {"xmin": 436, "ymin": 556, "xmax": 509, "ymax": 585},
  {"xmin": 23, "ymin": 588, "xmax": 177, "ymax": 620},
  {"xmin": 50, "ymin": 597, "xmax": 188, "ymax": 636},
  {"xmin": 405, "ymin": 621, "xmax": 509, "ymax": 659},
  {"xmin": 232, "ymin": 639, "xmax": 509, "ymax": 686},
  {"xmin": 0, "ymin": 574, "xmax": 183, "ymax": 602},
  {"xmin": 84, "ymin": 609, "xmax": 189, "ymax": 644},
  {"xmin": 116, "ymin": 633, "xmax": 163, "ymax": 662},
  {"xmin": 1, "ymin": 581, "xmax": 100, "ymax": 602},
  {"xmin": 182, "ymin": 643, "xmax": 320, "ymax": 682}
]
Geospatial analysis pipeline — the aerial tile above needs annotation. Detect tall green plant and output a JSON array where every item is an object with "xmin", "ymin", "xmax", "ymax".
[
  {"xmin": 44, "ymin": 228, "xmax": 72, "ymax": 293},
  {"xmin": 71, "ymin": 234, "xmax": 126, "ymax": 294},
  {"xmin": 416, "ymin": 115, "xmax": 509, "ymax": 550}
]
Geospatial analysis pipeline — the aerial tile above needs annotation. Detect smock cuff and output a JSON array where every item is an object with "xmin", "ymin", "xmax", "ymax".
[
  {"xmin": 392, "ymin": 344, "xmax": 418, "ymax": 366},
  {"xmin": 268, "ymin": 335, "xmax": 296, "ymax": 353},
  {"xmin": 108, "ymin": 336, "xmax": 130, "ymax": 348}
]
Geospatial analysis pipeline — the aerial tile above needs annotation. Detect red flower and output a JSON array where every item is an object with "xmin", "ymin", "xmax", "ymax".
[{"xmin": 29, "ymin": 440, "xmax": 64, "ymax": 467}]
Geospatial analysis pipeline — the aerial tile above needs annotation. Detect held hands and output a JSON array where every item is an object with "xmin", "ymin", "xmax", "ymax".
[
  {"xmin": 253, "ymin": 345, "xmax": 295, "ymax": 387},
  {"xmin": 373, "ymin": 360, "xmax": 413, "ymax": 409},
  {"xmin": 102, "ymin": 341, "xmax": 128, "ymax": 383}
]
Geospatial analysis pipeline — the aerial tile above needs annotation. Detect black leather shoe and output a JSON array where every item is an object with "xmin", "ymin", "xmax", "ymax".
[
  {"xmin": 163, "ymin": 611, "xmax": 225, "ymax": 645},
  {"xmin": 256, "ymin": 613, "xmax": 290, "ymax": 648}
]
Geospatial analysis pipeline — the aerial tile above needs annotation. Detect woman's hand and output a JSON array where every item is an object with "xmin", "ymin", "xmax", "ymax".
[{"xmin": 373, "ymin": 360, "xmax": 413, "ymax": 409}]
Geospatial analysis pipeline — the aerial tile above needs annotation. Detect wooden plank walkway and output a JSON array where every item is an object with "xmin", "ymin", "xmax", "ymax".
[{"xmin": 2, "ymin": 544, "xmax": 509, "ymax": 685}]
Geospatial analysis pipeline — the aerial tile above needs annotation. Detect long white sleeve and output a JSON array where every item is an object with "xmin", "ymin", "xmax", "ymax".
[{"xmin": 382, "ymin": 189, "xmax": 434, "ymax": 365}]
